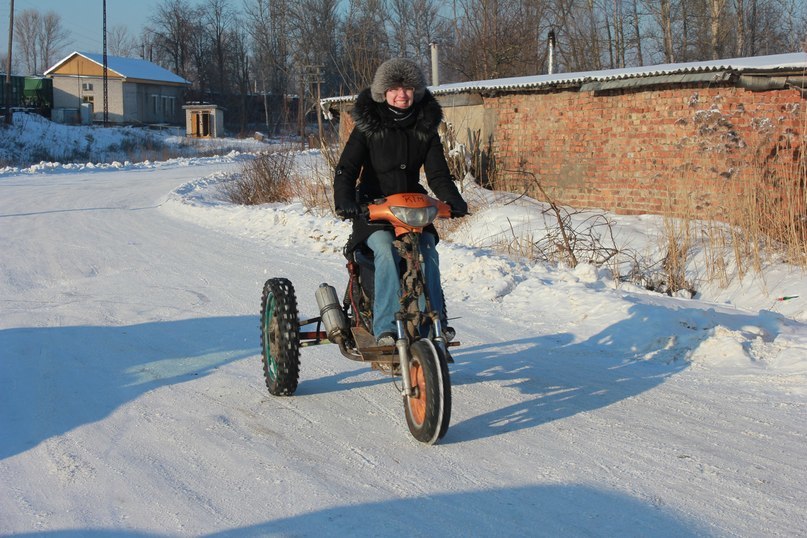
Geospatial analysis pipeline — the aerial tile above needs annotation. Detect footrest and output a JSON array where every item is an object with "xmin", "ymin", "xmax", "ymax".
[{"xmin": 351, "ymin": 327, "xmax": 397, "ymax": 361}]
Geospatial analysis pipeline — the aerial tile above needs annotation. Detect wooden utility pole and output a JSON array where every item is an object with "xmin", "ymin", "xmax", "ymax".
[
  {"xmin": 262, "ymin": 75, "xmax": 270, "ymax": 133},
  {"xmin": 300, "ymin": 64, "xmax": 324, "ymax": 149},
  {"xmin": 315, "ymin": 72, "xmax": 323, "ymax": 146},
  {"xmin": 307, "ymin": 65, "xmax": 324, "ymax": 146},
  {"xmin": 298, "ymin": 71, "xmax": 304, "ymax": 149},
  {"xmin": 4, "ymin": 0, "xmax": 15, "ymax": 125}
]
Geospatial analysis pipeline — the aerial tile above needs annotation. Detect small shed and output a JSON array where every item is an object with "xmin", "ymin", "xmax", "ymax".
[{"xmin": 183, "ymin": 103, "xmax": 224, "ymax": 138}]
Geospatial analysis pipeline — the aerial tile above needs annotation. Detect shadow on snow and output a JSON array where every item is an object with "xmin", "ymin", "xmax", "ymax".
[
  {"xmin": 9, "ymin": 484, "xmax": 708, "ymax": 537},
  {"xmin": 446, "ymin": 297, "xmax": 783, "ymax": 443},
  {"xmin": 0, "ymin": 316, "xmax": 257, "ymax": 460},
  {"xmin": 1, "ymin": 296, "xmax": 784, "ymax": 456}
]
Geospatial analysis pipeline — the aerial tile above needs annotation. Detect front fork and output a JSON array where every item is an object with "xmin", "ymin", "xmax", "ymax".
[
  {"xmin": 394, "ymin": 233, "xmax": 446, "ymax": 398},
  {"xmin": 394, "ymin": 317, "xmax": 416, "ymax": 397},
  {"xmin": 394, "ymin": 314, "xmax": 447, "ymax": 397}
]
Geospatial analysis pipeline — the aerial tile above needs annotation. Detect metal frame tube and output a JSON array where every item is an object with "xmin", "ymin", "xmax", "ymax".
[{"xmin": 395, "ymin": 318, "xmax": 414, "ymax": 396}]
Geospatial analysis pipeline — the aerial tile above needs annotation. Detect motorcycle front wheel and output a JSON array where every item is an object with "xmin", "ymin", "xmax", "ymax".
[
  {"xmin": 260, "ymin": 277, "xmax": 300, "ymax": 396},
  {"xmin": 404, "ymin": 339, "xmax": 451, "ymax": 444}
]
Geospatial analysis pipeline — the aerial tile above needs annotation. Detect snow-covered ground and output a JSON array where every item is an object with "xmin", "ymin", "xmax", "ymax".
[
  {"xmin": 1, "ymin": 117, "xmax": 806, "ymax": 536},
  {"xmin": 0, "ymin": 112, "xmax": 271, "ymax": 169}
]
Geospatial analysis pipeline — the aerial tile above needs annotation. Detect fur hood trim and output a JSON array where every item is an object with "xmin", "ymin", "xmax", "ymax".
[{"xmin": 350, "ymin": 88, "xmax": 443, "ymax": 140}]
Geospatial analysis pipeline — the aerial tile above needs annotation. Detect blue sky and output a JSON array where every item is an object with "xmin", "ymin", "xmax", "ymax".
[{"xmin": 1, "ymin": 0, "xmax": 208, "ymax": 59}]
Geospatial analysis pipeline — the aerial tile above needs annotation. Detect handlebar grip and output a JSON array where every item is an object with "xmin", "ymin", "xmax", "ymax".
[{"xmin": 336, "ymin": 206, "xmax": 369, "ymax": 220}]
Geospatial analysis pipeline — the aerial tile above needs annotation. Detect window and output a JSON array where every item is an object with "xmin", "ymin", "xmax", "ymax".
[
  {"xmin": 82, "ymin": 96, "xmax": 94, "ymax": 104},
  {"xmin": 82, "ymin": 83, "xmax": 93, "ymax": 91},
  {"xmin": 162, "ymin": 96, "xmax": 176, "ymax": 119}
]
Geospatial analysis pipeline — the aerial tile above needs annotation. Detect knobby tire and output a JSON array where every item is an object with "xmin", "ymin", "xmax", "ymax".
[{"xmin": 260, "ymin": 278, "xmax": 300, "ymax": 396}]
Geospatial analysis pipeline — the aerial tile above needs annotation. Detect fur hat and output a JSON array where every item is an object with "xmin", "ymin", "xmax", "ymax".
[{"xmin": 370, "ymin": 58, "xmax": 427, "ymax": 104}]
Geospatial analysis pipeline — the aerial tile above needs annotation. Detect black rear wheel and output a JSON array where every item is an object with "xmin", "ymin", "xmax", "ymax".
[
  {"xmin": 404, "ymin": 340, "xmax": 450, "ymax": 444},
  {"xmin": 260, "ymin": 278, "xmax": 300, "ymax": 396}
]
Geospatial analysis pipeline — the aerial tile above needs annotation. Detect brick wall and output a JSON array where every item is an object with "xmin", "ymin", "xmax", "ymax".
[
  {"xmin": 331, "ymin": 82, "xmax": 805, "ymax": 217},
  {"xmin": 485, "ymin": 83, "xmax": 805, "ymax": 216}
]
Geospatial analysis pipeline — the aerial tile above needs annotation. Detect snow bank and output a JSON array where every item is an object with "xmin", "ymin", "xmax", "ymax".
[{"xmin": 163, "ymin": 169, "xmax": 807, "ymax": 378}]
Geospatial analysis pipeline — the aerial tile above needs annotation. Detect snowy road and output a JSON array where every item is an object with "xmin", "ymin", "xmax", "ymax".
[{"xmin": 1, "ymin": 161, "xmax": 805, "ymax": 536}]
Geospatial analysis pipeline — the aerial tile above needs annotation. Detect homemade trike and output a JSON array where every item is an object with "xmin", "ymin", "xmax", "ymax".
[{"xmin": 259, "ymin": 193, "xmax": 459, "ymax": 444}]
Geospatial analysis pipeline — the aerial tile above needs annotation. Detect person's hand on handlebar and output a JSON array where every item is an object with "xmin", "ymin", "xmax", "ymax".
[
  {"xmin": 446, "ymin": 196, "xmax": 469, "ymax": 218},
  {"xmin": 336, "ymin": 200, "xmax": 362, "ymax": 220}
]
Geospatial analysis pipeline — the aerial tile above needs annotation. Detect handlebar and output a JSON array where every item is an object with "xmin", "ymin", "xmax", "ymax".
[{"xmin": 337, "ymin": 195, "xmax": 468, "ymax": 222}]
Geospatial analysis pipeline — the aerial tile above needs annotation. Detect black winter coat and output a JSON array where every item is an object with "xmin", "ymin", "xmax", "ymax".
[{"xmin": 334, "ymin": 88, "xmax": 464, "ymax": 252}]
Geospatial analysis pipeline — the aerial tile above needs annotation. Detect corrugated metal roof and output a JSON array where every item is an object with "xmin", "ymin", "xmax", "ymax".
[{"xmin": 322, "ymin": 52, "xmax": 807, "ymax": 106}]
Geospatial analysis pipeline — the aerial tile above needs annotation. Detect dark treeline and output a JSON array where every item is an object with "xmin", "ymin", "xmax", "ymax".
[
  {"xmin": 142, "ymin": 0, "xmax": 807, "ymax": 133},
  {"xmin": 7, "ymin": 0, "xmax": 807, "ymax": 133}
]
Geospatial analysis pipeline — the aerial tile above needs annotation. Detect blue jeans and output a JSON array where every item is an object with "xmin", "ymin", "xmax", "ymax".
[{"xmin": 366, "ymin": 230, "xmax": 444, "ymax": 337}]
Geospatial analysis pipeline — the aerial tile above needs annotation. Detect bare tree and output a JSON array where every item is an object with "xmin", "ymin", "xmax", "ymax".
[
  {"xmin": 548, "ymin": 0, "xmax": 607, "ymax": 71},
  {"xmin": 708, "ymin": 0, "xmax": 730, "ymax": 59},
  {"xmin": 13, "ymin": 9, "xmax": 41, "ymax": 74},
  {"xmin": 187, "ymin": 8, "xmax": 212, "ymax": 94},
  {"xmin": 288, "ymin": 0, "xmax": 340, "ymax": 87},
  {"xmin": 148, "ymin": 0, "xmax": 197, "ymax": 80},
  {"xmin": 639, "ymin": 0, "xmax": 677, "ymax": 62},
  {"xmin": 138, "ymin": 28, "xmax": 157, "ymax": 61},
  {"xmin": 606, "ymin": 0, "xmax": 646, "ymax": 67},
  {"xmin": 12, "ymin": 9, "xmax": 68, "ymax": 75},
  {"xmin": 38, "ymin": 11, "xmax": 69, "ymax": 71},
  {"xmin": 107, "ymin": 0, "xmax": 807, "ymax": 118},
  {"xmin": 244, "ymin": 0, "xmax": 293, "ymax": 133},
  {"xmin": 202, "ymin": 0, "xmax": 235, "ymax": 95},
  {"xmin": 584, "ymin": 0, "xmax": 605, "ymax": 68},
  {"xmin": 734, "ymin": 0, "xmax": 746, "ymax": 55},
  {"xmin": 608, "ymin": 0, "xmax": 627, "ymax": 68},
  {"xmin": 229, "ymin": 19, "xmax": 252, "ymax": 133},
  {"xmin": 630, "ymin": 0, "xmax": 644, "ymax": 65},
  {"xmin": 336, "ymin": 0, "xmax": 390, "ymax": 93},
  {"xmin": 446, "ymin": 0, "xmax": 550, "ymax": 80},
  {"xmin": 753, "ymin": 0, "xmax": 807, "ymax": 54},
  {"xmin": 388, "ymin": 0, "xmax": 414, "ymax": 57},
  {"xmin": 108, "ymin": 25, "xmax": 139, "ymax": 57},
  {"xmin": 387, "ymin": 0, "xmax": 449, "ymax": 78}
]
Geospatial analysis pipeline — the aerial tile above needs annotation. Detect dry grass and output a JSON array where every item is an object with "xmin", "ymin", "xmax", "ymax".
[
  {"xmin": 289, "ymin": 170, "xmax": 335, "ymax": 217},
  {"xmin": 440, "ymin": 123, "xmax": 498, "ymax": 190},
  {"xmin": 318, "ymin": 138, "xmax": 341, "ymax": 174},
  {"xmin": 620, "ymin": 104, "xmax": 807, "ymax": 295},
  {"xmin": 221, "ymin": 150, "xmax": 295, "ymax": 205},
  {"xmin": 289, "ymin": 140, "xmax": 339, "ymax": 217},
  {"xmin": 679, "ymin": 107, "xmax": 807, "ymax": 288},
  {"xmin": 660, "ymin": 212, "xmax": 695, "ymax": 294},
  {"xmin": 230, "ymin": 114, "xmax": 804, "ymax": 298},
  {"xmin": 470, "ymin": 101, "xmax": 806, "ymax": 294}
]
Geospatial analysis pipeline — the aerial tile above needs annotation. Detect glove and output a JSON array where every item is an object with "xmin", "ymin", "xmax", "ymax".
[
  {"xmin": 336, "ymin": 200, "xmax": 362, "ymax": 220},
  {"xmin": 446, "ymin": 196, "xmax": 468, "ymax": 218}
]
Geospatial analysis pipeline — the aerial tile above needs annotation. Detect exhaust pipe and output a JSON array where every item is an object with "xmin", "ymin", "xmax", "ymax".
[{"xmin": 315, "ymin": 283, "xmax": 348, "ymax": 343}]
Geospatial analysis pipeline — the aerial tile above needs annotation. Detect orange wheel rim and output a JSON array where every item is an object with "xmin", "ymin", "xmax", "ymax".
[{"xmin": 409, "ymin": 360, "xmax": 426, "ymax": 425}]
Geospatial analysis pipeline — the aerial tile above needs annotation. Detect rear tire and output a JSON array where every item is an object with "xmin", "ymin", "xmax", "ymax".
[
  {"xmin": 404, "ymin": 340, "xmax": 450, "ymax": 444},
  {"xmin": 260, "ymin": 278, "xmax": 300, "ymax": 396}
]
